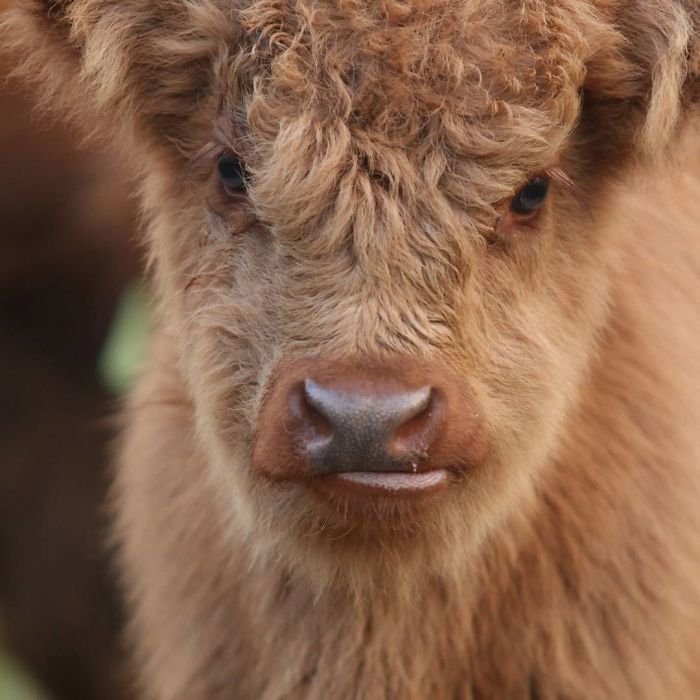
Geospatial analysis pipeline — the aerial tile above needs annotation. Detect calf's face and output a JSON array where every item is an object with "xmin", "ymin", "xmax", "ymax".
[{"xmin": 6, "ymin": 0, "xmax": 698, "ymax": 589}]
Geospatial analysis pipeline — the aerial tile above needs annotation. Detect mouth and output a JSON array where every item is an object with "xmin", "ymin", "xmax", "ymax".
[{"xmin": 307, "ymin": 468, "xmax": 451, "ymax": 498}]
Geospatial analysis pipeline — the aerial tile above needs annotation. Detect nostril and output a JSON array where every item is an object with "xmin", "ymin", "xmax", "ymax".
[
  {"xmin": 392, "ymin": 385, "xmax": 433, "ymax": 427},
  {"xmin": 390, "ymin": 388, "xmax": 440, "ymax": 453},
  {"xmin": 386, "ymin": 385, "xmax": 433, "ymax": 428},
  {"xmin": 302, "ymin": 379, "xmax": 346, "ymax": 428},
  {"xmin": 288, "ymin": 381, "xmax": 333, "ymax": 444}
]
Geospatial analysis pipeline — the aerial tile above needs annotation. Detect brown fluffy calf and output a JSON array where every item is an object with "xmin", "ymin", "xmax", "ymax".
[{"xmin": 3, "ymin": 1, "xmax": 700, "ymax": 698}]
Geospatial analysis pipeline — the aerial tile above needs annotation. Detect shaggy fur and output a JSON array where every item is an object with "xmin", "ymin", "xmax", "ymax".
[{"xmin": 3, "ymin": 0, "xmax": 700, "ymax": 697}]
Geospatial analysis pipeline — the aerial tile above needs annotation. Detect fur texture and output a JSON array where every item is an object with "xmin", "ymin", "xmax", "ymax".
[{"xmin": 3, "ymin": 0, "xmax": 700, "ymax": 697}]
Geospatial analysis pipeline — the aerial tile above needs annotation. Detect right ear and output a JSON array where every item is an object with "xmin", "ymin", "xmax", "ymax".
[
  {"xmin": 582, "ymin": 0, "xmax": 700, "ymax": 161},
  {"xmin": 1, "ymin": 0, "xmax": 237, "ymax": 158},
  {"xmin": 2, "ymin": 2, "xmax": 85, "ymax": 119}
]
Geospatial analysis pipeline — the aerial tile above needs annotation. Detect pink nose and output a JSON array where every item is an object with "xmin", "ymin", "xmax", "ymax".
[
  {"xmin": 251, "ymin": 359, "xmax": 488, "ymax": 481},
  {"xmin": 289, "ymin": 378, "xmax": 440, "ymax": 475}
]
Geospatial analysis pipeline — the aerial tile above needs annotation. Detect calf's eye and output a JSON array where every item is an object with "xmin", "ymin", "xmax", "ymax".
[
  {"xmin": 510, "ymin": 176, "xmax": 550, "ymax": 215},
  {"xmin": 218, "ymin": 152, "xmax": 248, "ymax": 195}
]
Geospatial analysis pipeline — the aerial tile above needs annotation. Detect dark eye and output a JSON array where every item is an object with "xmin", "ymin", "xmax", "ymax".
[
  {"xmin": 510, "ymin": 176, "xmax": 550, "ymax": 215},
  {"xmin": 217, "ymin": 152, "xmax": 248, "ymax": 195}
]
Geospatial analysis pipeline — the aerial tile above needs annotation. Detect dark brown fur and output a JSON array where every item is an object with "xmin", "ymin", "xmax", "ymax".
[
  {"xmin": 2, "ymin": 1, "xmax": 699, "ymax": 698},
  {"xmin": 0, "ymin": 47, "xmax": 136, "ymax": 698}
]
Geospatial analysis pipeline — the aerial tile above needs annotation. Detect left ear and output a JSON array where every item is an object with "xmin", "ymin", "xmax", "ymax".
[
  {"xmin": 585, "ymin": 0, "xmax": 699, "ymax": 157},
  {"xmin": 0, "ymin": 0, "xmax": 236, "ymax": 160}
]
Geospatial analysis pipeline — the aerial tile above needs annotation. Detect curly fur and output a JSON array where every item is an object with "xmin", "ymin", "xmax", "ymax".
[{"xmin": 2, "ymin": 0, "xmax": 700, "ymax": 698}]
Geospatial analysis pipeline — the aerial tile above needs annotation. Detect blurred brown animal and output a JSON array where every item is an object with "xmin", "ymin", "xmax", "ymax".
[
  {"xmin": 0, "ymin": 49, "xmax": 135, "ymax": 699},
  {"xmin": 3, "ymin": 1, "xmax": 700, "ymax": 698}
]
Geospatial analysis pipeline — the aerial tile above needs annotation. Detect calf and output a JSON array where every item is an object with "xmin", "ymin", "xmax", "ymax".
[{"xmin": 3, "ymin": 1, "xmax": 700, "ymax": 698}]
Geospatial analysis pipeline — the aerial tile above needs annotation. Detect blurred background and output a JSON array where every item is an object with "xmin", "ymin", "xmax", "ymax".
[{"xmin": 1, "ymin": 44, "xmax": 144, "ymax": 699}]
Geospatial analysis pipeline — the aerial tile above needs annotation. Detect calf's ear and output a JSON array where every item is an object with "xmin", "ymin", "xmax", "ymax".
[
  {"xmin": 584, "ymin": 0, "xmax": 699, "ymax": 158},
  {"xmin": 1, "ymin": 2, "xmax": 84, "ymax": 118},
  {"xmin": 1, "ymin": 0, "xmax": 236, "ymax": 157}
]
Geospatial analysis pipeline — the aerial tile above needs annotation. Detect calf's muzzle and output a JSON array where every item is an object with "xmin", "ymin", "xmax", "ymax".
[{"xmin": 252, "ymin": 359, "xmax": 488, "ymax": 483}]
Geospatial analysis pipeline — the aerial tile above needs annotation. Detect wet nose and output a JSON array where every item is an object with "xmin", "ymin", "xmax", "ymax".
[
  {"xmin": 252, "ymin": 359, "xmax": 488, "ymax": 481},
  {"xmin": 289, "ymin": 378, "xmax": 442, "ymax": 474}
]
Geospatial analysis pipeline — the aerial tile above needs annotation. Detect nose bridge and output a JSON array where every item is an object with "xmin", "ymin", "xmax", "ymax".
[
  {"xmin": 273, "ymin": 200, "xmax": 468, "ymax": 357},
  {"xmin": 276, "ymin": 275, "xmax": 460, "ymax": 361}
]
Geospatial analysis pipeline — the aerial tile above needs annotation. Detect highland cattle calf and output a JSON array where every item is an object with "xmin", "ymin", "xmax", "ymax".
[{"xmin": 3, "ymin": 1, "xmax": 700, "ymax": 698}]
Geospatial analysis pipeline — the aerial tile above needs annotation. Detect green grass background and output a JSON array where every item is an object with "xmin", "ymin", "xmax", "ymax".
[{"xmin": 0, "ymin": 650, "xmax": 49, "ymax": 700}]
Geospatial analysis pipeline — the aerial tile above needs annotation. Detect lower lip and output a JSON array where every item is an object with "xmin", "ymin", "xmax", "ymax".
[{"xmin": 325, "ymin": 469, "xmax": 450, "ymax": 495}]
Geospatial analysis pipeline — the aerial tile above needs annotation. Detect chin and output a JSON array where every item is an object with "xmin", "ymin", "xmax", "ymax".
[{"xmin": 225, "ymin": 445, "xmax": 532, "ymax": 600}]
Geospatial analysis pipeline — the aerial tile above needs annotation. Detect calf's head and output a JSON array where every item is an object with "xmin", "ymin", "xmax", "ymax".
[{"xmin": 5, "ymin": 0, "xmax": 698, "ymax": 590}]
